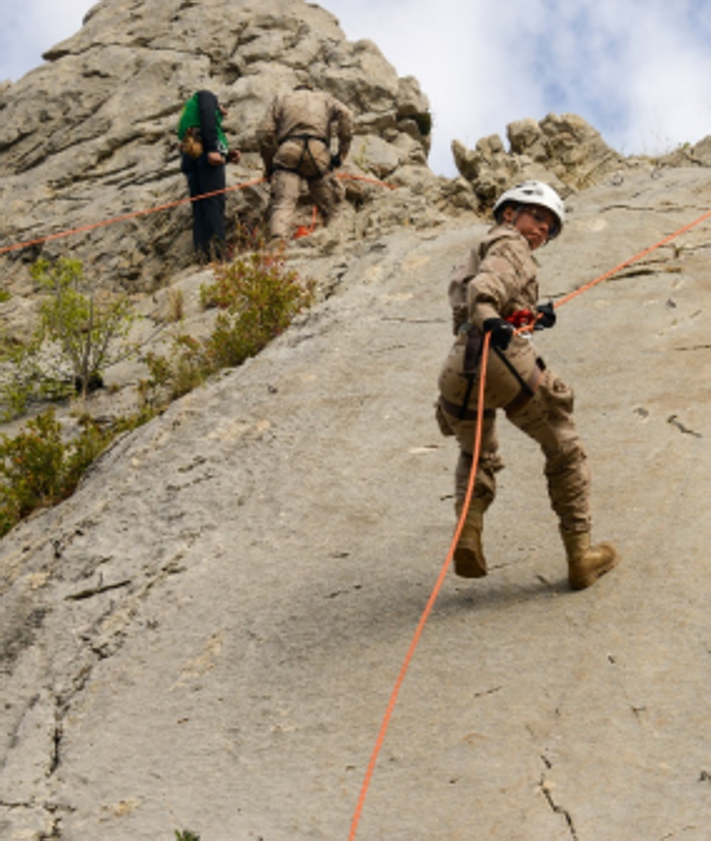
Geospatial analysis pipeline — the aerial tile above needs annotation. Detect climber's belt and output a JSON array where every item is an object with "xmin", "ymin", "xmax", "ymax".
[
  {"xmin": 278, "ymin": 132, "xmax": 328, "ymax": 147},
  {"xmin": 438, "ymin": 395, "xmax": 495, "ymax": 422},
  {"xmin": 438, "ymin": 358, "xmax": 544, "ymax": 420},
  {"xmin": 273, "ymin": 133, "xmax": 331, "ymax": 180}
]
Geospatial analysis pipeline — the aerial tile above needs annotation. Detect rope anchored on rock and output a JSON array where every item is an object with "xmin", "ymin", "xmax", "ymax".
[{"xmin": 0, "ymin": 173, "xmax": 395, "ymax": 256}]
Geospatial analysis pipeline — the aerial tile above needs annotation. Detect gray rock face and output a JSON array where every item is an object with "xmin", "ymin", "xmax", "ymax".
[
  {"xmin": 2, "ymin": 162, "xmax": 711, "ymax": 840},
  {"xmin": 3, "ymin": 3, "xmax": 711, "ymax": 839},
  {"xmin": 0, "ymin": 0, "xmax": 435, "ymax": 295}
]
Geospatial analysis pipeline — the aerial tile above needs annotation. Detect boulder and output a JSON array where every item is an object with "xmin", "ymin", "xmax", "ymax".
[{"xmin": 453, "ymin": 112, "xmax": 627, "ymax": 208}]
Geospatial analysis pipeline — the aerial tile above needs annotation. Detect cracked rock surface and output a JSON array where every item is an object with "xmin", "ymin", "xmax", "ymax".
[{"xmin": 1, "ymin": 165, "xmax": 711, "ymax": 839}]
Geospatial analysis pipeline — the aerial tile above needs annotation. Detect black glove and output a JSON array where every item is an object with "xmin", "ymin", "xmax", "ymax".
[
  {"xmin": 482, "ymin": 317, "xmax": 514, "ymax": 351},
  {"xmin": 331, "ymin": 153, "xmax": 342, "ymax": 169},
  {"xmin": 535, "ymin": 301, "xmax": 557, "ymax": 330}
]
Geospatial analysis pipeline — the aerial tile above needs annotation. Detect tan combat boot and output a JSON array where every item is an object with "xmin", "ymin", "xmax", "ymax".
[
  {"xmin": 560, "ymin": 528, "xmax": 620, "ymax": 590},
  {"xmin": 453, "ymin": 499, "xmax": 488, "ymax": 578}
]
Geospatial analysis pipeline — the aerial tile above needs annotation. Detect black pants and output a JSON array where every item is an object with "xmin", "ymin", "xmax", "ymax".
[{"xmin": 182, "ymin": 153, "xmax": 226, "ymax": 259}]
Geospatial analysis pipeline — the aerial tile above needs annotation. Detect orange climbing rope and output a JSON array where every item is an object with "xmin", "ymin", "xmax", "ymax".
[
  {"xmin": 0, "ymin": 178, "xmax": 268, "ymax": 256},
  {"xmin": 293, "ymin": 204, "xmax": 319, "ymax": 239},
  {"xmin": 347, "ymin": 330, "xmax": 492, "ymax": 841},
  {"xmin": 347, "ymin": 203, "xmax": 711, "ymax": 840},
  {"xmin": 554, "ymin": 206, "xmax": 711, "ymax": 309},
  {"xmin": 0, "ymin": 171, "xmax": 395, "ymax": 256}
]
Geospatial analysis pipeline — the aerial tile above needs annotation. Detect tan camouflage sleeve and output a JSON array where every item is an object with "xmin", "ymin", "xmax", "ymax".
[
  {"xmin": 466, "ymin": 242, "xmax": 531, "ymax": 330},
  {"xmin": 257, "ymin": 99, "xmax": 280, "ymax": 169},
  {"xmin": 332, "ymin": 99, "xmax": 354, "ymax": 160}
]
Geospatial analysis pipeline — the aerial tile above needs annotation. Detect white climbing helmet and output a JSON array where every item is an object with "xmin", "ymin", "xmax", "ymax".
[{"xmin": 493, "ymin": 180, "xmax": 566, "ymax": 239}]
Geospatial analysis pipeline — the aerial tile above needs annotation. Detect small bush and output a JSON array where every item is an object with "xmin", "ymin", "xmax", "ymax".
[
  {"xmin": 32, "ymin": 257, "xmax": 134, "ymax": 398},
  {"xmin": 142, "ymin": 336, "xmax": 208, "ymax": 404},
  {"xmin": 1, "ymin": 259, "xmax": 135, "ymax": 420},
  {"xmin": 0, "ymin": 406, "xmax": 157, "ymax": 538},
  {"xmin": 0, "ymin": 409, "xmax": 109, "ymax": 537},
  {"xmin": 201, "ymin": 247, "xmax": 315, "ymax": 366},
  {"xmin": 167, "ymin": 287, "xmax": 184, "ymax": 323},
  {"xmin": 0, "ymin": 342, "xmax": 48, "ymax": 420},
  {"xmin": 175, "ymin": 831, "xmax": 200, "ymax": 841},
  {"xmin": 1, "ymin": 258, "xmax": 135, "ymax": 420},
  {"xmin": 231, "ymin": 219, "xmax": 269, "ymax": 255},
  {"xmin": 141, "ymin": 246, "xmax": 314, "ymax": 406}
]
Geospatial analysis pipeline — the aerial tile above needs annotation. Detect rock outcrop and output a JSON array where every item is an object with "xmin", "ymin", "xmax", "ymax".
[
  {"xmin": 0, "ymin": 0, "xmax": 438, "ymax": 297},
  {"xmin": 452, "ymin": 113, "xmax": 624, "ymax": 206},
  {"xmin": 452, "ymin": 110, "xmax": 711, "ymax": 210}
]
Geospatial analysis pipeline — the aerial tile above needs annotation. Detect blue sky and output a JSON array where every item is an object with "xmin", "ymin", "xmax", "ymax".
[{"xmin": 3, "ymin": 0, "xmax": 711, "ymax": 176}]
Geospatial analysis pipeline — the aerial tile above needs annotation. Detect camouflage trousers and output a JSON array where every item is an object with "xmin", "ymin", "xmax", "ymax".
[
  {"xmin": 437, "ymin": 367, "xmax": 592, "ymax": 533},
  {"xmin": 268, "ymin": 169, "xmax": 344, "ymax": 240}
]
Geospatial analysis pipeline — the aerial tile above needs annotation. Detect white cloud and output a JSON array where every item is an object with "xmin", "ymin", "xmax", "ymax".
[
  {"xmin": 0, "ymin": 0, "xmax": 94, "ymax": 82},
  {"xmin": 323, "ymin": 0, "xmax": 528, "ymax": 174},
  {"xmin": 325, "ymin": 0, "xmax": 711, "ymax": 173},
  {"xmin": 486, "ymin": 0, "xmax": 711, "ymax": 156},
  {"xmin": 4, "ymin": 0, "xmax": 711, "ymax": 176}
]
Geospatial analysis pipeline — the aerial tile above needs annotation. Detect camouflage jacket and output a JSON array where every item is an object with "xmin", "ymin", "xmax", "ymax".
[
  {"xmin": 257, "ymin": 88, "xmax": 353, "ymax": 176},
  {"xmin": 448, "ymin": 224, "xmax": 539, "ymax": 335}
]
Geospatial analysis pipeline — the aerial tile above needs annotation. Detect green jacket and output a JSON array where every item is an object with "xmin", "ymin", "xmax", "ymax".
[{"xmin": 177, "ymin": 91, "xmax": 229, "ymax": 156}]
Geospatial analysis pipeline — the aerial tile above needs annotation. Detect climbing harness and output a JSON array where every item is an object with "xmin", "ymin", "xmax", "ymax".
[
  {"xmin": 273, "ymin": 133, "xmax": 331, "ymax": 180},
  {"xmin": 449, "ymin": 310, "xmax": 544, "ymax": 421},
  {"xmin": 493, "ymin": 345, "xmax": 544, "ymax": 416},
  {"xmin": 456, "ymin": 323, "xmax": 483, "ymax": 420}
]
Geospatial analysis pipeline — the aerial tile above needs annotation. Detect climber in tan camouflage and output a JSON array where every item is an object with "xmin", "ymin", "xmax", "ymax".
[
  {"xmin": 436, "ymin": 180, "xmax": 619, "ymax": 590},
  {"xmin": 257, "ymin": 83, "xmax": 353, "ymax": 241}
]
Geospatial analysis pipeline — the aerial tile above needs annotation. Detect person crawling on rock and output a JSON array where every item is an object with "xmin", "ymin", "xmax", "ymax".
[
  {"xmin": 436, "ymin": 180, "xmax": 619, "ymax": 590},
  {"xmin": 257, "ymin": 82, "xmax": 353, "ymax": 242},
  {"xmin": 177, "ymin": 90, "xmax": 241, "ymax": 262}
]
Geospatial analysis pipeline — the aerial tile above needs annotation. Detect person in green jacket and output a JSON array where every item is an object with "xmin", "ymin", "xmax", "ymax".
[{"xmin": 178, "ymin": 90, "xmax": 240, "ymax": 261}]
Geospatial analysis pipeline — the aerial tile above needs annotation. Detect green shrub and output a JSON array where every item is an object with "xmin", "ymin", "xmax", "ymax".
[
  {"xmin": 0, "ymin": 405, "xmax": 157, "ymax": 538},
  {"xmin": 201, "ymin": 247, "xmax": 315, "ymax": 366},
  {"xmin": 142, "ymin": 336, "xmax": 208, "ymax": 404},
  {"xmin": 36, "ymin": 257, "xmax": 133, "ymax": 393},
  {"xmin": 0, "ymin": 409, "xmax": 110, "ymax": 537},
  {"xmin": 231, "ymin": 219, "xmax": 269, "ymax": 255},
  {"xmin": 141, "ymin": 247, "xmax": 314, "ymax": 406},
  {"xmin": 0, "ymin": 245, "xmax": 314, "ymax": 534},
  {"xmin": 1, "ymin": 258, "xmax": 135, "ymax": 420}
]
